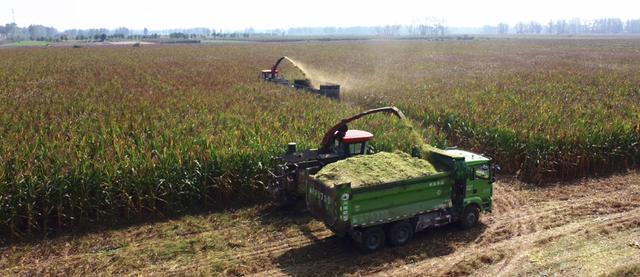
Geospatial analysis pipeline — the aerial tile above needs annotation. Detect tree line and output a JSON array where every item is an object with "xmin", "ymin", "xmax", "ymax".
[
  {"xmin": 0, "ymin": 24, "xmax": 280, "ymax": 42},
  {"xmin": 0, "ymin": 23, "xmax": 58, "ymax": 41},
  {"xmin": 485, "ymin": 18, "xmax": 640, "ymax": 34},
  {"xmin": 0, "ymin": 25, "xmax": 226, "ymax": 41},
  {"xmin": 2, "ymin": 18, "xmax": 640, "ymax": 42}
]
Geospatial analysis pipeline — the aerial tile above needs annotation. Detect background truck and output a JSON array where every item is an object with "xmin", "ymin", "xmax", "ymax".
[{"xmin": 305, "ymin": 148, "xmax": 494, "ymax": 252}]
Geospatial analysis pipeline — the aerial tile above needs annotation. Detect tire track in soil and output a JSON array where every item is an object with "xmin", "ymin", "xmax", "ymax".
[
  {"xmin": 227, "ymin": 229, "xmax": 334, "ymax": 261},
  {"xmin": 162, "ymin": 229, "xmax": 338, "ymax": 275},
  {"xmin": 384, "ymin": 208, "xmax": 640, "ymax": 277},
  {"xmin": 375, "ymin": 174, "xmax": 640, "ymax": 276}
]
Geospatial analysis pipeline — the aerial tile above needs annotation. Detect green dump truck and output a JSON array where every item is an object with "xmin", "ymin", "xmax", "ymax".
[
  {"xmin": 268, "ymin": 106, "xmax": 495, "ymax": 253},
  {"xmin": 305, "ymin": 148, "xmax": 494, "ymax": 253}
]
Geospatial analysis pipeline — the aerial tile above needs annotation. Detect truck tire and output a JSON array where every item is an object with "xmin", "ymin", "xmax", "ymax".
[
  {"xmin": 358, "ymin": 227, "xmax": 386, "ymax": 253},
  {"xmin": 460, "ymin": 204, "xmax": 480, "ymax": 229},
  {"xmin": 387, "ymin": 221, "xmax": 414, "ymax": 247}
]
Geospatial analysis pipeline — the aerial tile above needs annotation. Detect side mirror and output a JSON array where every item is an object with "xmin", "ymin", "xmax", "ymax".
[
  {"xmin": 490, "ymin": 164, "xmax": 500, "ymax": 183},
  {"xmin": 367, "ymin": 145, "xmax": 375, "ymax": 154}
]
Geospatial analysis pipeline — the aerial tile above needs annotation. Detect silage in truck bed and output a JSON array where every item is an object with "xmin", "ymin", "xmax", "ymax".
[{"xmin": 312, "ymin": 151, "xmax": 438, "ymax": 188}]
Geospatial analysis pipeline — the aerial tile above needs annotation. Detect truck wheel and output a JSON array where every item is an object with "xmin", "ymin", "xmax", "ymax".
[
  {"xmin": 358, "ymin": 227, "xmax": 385, "ymax": 253},
  {"xmin": 387, "ymin": 221, "xmax": 414, "ymax": 247},
  {"xmin": 460, "ymin": 205, "xmax": 480, "ymax": 229}
]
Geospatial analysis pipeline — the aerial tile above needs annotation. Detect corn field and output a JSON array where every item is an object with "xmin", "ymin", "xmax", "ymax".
[
  {"xmin": 1, "ymin": 39, "xmax": 639, "ymax": 240},
  {"xmin": 0, "ymin": 45, "xmax": 431, "ymax": 240}
]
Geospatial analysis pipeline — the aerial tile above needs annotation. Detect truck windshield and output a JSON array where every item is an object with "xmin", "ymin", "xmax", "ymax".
[{"xmin": 475, "ymin": 165, "xmax": 490, "ymax": 179}]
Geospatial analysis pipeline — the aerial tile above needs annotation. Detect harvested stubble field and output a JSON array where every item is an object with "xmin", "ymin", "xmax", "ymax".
[{"xmin": 1, "ymin": 38, "xmax": 640, "ymax": 275}]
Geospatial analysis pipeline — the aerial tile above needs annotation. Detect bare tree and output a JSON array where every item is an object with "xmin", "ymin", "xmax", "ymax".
[
  {"xmin": 626, "ymin": 19, "xmax": 640, "ymax": 33},
  {"xmin": 4, "ymin": 23, "xmax": 18, "ymax": 39},
  {"xmin": 515, "ymin": 22, "xmax": 526, "ymax": 34},
  {"xmin": 482, "ymin": 25, "xmax": 498, "ymax": 34},
  {"xmin": 497, "ymin": 22, "xmax": 509, "ymax": 34},
  {"xmin": 114, "ymin": 27, "xmax": 130, "ymax": 37},
  {"xmin": 530, "ymin": 21, "xmax": 543, "ymax": 34},
  {"xmin": 556, "ymin": 20, "xmax": 567, "ymax": 34},
  {"xmin": 408, "ymin": 17, "xmax": 446, "ymax": 36}
]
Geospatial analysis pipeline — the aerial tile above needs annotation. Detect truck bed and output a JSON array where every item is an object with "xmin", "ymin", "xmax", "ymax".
[{"xmin": 306, "ymin": 171, "xmax": 454, "ymax": 235}]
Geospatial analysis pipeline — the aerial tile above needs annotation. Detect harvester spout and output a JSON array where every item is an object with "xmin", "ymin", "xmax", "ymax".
[
  {"xmin": 270, "ymin": 56, "xmax": 287, "ymax": 77},
  {"xmin": 319, "ymin": 106, "xmax": 406, "ymax": 153}
]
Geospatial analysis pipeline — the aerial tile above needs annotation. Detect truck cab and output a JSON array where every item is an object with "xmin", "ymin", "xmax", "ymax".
[{"xmin": 443, "ymin": 149, "xmax": 494, "ymax": 216}]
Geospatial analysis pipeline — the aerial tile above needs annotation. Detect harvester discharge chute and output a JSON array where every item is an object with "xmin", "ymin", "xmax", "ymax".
[{"xmin": 261, "ymin": 56, "xmax": 341, "ymax": 100}]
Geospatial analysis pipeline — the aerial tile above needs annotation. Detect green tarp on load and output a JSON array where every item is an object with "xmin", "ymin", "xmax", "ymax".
[{"xmin": 312, "ymin": 151, "xmax": 438, "ymax": 188}]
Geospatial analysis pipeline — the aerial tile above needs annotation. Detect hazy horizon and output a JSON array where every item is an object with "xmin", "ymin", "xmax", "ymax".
[{"xmin": 1, "ymin": 0, "xmax": 639, "ymax": 31}]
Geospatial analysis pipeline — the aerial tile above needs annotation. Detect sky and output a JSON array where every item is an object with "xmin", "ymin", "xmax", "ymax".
[{"xmin": 1, "ymin": 0, "xmax": 639, "ymax": 31}]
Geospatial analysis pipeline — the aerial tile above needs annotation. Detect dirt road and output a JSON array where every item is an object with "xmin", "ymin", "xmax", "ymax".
[{"xmin": 2, "ymin": 173, "xmax": 639, "ymax": 276}]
